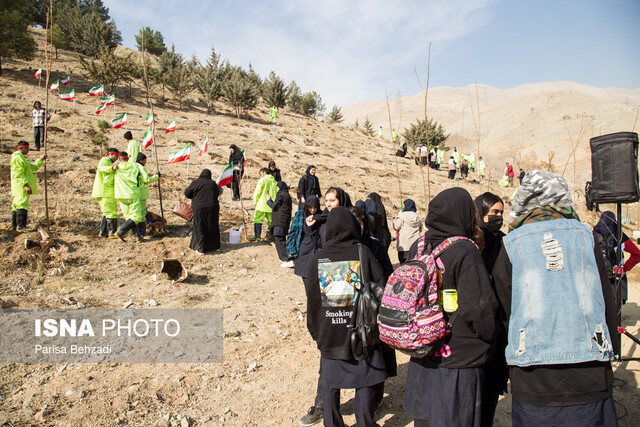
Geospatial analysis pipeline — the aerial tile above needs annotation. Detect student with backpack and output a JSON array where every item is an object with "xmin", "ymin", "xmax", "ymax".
[
  {"xmin": 593, "ymin": 210, "xmax": 640, "ymax": 305},
  {"xmin": 398, "ymin": 187, "xmax": 499, "ymax": 427},
  {"xmin": 305, "ymin": 207, "xmax": 387, "ymax": 427},
  {"xmin": 493, "ymin": 170, "xmax": 618, "ymax": 426},
  {"xmin": 267, "ymin": 181, "xmax": 293, "ymax": 267},
  {"xmin": 392, "ymin": 198, "xmax": 423, "ymax": 264}
]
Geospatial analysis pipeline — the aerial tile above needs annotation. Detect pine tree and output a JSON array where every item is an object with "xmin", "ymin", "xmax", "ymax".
[
  {"xmin": 57, "ymin": 4, "xmax": 121, "ymax": 57},
  {"xmin": 402, "ymin": 118, "xmax": 449, "ymax": 148},
  {"xmin": 363, "ymin": 116, "xmax": 375, "ymax": 136},
  {"xmin": 135, "ymin": 27, "xmax": 166, "ymax": 56},
  {"xmin": 262, "ymin": 71, "xmax": 288, "ymax": 109},
  {"xmin": 0, "ymin": 0, "xmax": 36, "ymax": 75},
  {"xmin": 326, "ymin": 105, "xmax": 344, "ymax": 124},
  {"xmin": 353, "ymin": 118, "xmax": 359, "ymax": 130},
  {"xmin": 286, "ymin": 80, "xmax": 302, "ymax": 113},
  {"xmin": 300, "ymin": 91, "xmax": 325, "ymax": 118},
  {"xmin": 222, "ymin": 66, "xmax": 260, "ymax": 118},
  {"xmin": 49, "ymin": 23, "xmax": 67, "ymax": 59},
  {"xmin": 79, "ymin": 45, "xmax": 135, "ymax": 94},
  {"xmin": 165, "ymin": 53, "xmax": 195, "ymax": 110},
  {"xmin": 194, "ymin": 47, "xmax": 223, "ymax": 114}
]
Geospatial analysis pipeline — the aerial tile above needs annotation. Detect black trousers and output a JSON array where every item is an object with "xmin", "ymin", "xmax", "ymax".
[
  {"xmin": 34, "ymin": 126, "xmax": 44, "ymax": 149},
  {"xmin": 398, "ymin": 251, "xmax": 409, "ymax": 264},
  {"xmin": 274, "ymin": 233, "xmax": 288, "ymax": 261},
  {"xmin": 322, "ymin": 383, "xmax": 379, "ymax": 427}
]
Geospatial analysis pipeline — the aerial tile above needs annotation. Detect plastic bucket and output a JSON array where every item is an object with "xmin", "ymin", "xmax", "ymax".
[{"xmin": 229, "ymin": 226, "xmax": 244, "ymax": 244}]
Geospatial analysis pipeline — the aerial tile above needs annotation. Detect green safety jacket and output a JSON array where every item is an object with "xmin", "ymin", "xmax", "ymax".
[
  {"xmin": 127, "ymin": 140, "xmax": 141, "ymax": 163},
  {"xmin": 11, "ymin": 151, "xmax": 43, "ymax": 198},
  {"xmin": 253, "ymin": 174, "xmax": 277, "ymax": 212},
  {"xmin": 134, "ymin": 163, "xmax": 159, "ymax": 201},
  {"xmin": 92, "ymin": 157, "xmax": 116, "ymax": 199},
  {"xmin": 114, "ymin": 161, "xmax": 141, "ymax": 200}
]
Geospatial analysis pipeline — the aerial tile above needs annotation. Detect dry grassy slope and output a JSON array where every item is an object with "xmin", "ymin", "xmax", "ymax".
[{"xmin": 343, "ymin": 82, "xmax": 640, "ymax": 184}]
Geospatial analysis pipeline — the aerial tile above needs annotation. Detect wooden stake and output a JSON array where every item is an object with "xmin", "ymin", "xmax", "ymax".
[
  {"xmin": 42, "ymin": 1, "xmax": 53, "ymax": 231},
  {"xmin": 385, "ymin": 94, "xmax": 403, "ymax": 205}
]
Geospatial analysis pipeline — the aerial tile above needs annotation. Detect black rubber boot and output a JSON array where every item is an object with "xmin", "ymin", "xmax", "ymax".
[
  {"xmin": 133, "ymin": 223, "xmax": 144, "ymax": 242},
  {"xmin": 11, "ymin": 211, "xmax": 16, "ymax": 231},
  {"xmin": 138, "ymin": 222, "xmax": 150, "ymax": 240},
  {"xmin": 107, "ymin": 219, "xmax": 118, "ymax": 238},
  {"xmin": 99, "ymin": 216, "xmax": 108, "ymax": 237},
  {"xmin": 249, "ymin": 223, "xmax": 262, "ymax": 241},
  {"xmin": 115, "ymin": 219, "xmax": 135, "ymax": 242},
  {"xmin": 16, "ymin": 209, "xmax": 34, "ymax": 233}
]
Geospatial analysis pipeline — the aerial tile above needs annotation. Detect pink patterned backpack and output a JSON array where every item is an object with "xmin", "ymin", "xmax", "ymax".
[{"xmin": 378, "ymin": 235, "xmax": 472, "ymax": 357}]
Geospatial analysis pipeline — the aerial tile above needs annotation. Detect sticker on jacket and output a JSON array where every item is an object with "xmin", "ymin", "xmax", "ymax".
[{"xmin": 318, "ymin": 260, "xmax": 360, "ymax": 308}]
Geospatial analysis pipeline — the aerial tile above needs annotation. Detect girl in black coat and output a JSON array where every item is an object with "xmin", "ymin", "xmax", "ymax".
[
  {"xmin": 367, "ymin": 192, "xmax": 392, "ymax": 249},
  {"xmin": 267, "ymin": 181, "xmax": 292, "ymax": 264},
  {"xmin": 228, "ymin": 144, "xmax": 244, "ymax": 200},
  {"xmin": 184, "ymin": 169, "xmax": 222, "ymax": 254},
  {"xmin": 306, "ymin": 207, "xmax": 387, "ymax": 427}
]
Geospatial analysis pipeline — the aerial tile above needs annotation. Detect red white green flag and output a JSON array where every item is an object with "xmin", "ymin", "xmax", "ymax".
[
  {"xmin": 198, "ymin": 134, "xmax": 208, "ymax": 156},
  {"xmin": 59, "ymin": 89, "xmax": 75, "ymax": 101},
  {"xmin": 142, "ymin": 126, "xmax": 153, "ymax": 149},
  {"xmin": 165, "ymin": 143, "xmax": 190, "ymax": 164},
  {"xmin": 165, "ymin": 119, "xmax": 176, "ymax": 134},
  {"xmin": 49, "ymin": 80, "xmax": 59, "ymax": 91},
  {"xmin": 216, "ymin": 163, "xmax": 234, "ymax": 187},
  {"xmin": 61, "ymin": 75, "xmax": 70, "ymax": 85},
  {"xmin": 89, "ymin": 85, "xmax": 104, "ymax": 96},
  {"xmin": 145, "ymin": 110, "xmax": 153, "ymax": 125},
  {"xmin": 95, "ymin": 102, "xmax": 107, "ymax": 115},
  {"xmin": 101, "ymin": 94, "xmax": 115, "ymax": 105},
  {"xmin": 242, "ymin": 149, "xmax": 247, "ymax": 167},
  {"xmin": 111, "ymin": 112, "xmax": 128, "ymax": 129},
  {"xmin": 33, "ymin": 69, "xmax": 42, "ymax": 79}
]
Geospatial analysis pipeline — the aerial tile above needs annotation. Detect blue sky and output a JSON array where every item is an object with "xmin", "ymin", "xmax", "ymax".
[{"xmin": 104, "ymin": 0, "xmax": 640, "ymax": 108}]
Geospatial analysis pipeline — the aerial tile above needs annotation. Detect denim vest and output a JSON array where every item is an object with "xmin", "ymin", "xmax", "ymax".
[{"xmin": 503, "ymin": 218, "xmax": 613, "ymax": 366}]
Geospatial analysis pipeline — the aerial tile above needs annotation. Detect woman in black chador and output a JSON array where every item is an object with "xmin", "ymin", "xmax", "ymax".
[
  {"xmin": 228, "ymin": 144, "xmax": 245, "ymax": 200},
  {"xmin": 184, "ymin": 169, "xmax": 222, "ymax": 254}
]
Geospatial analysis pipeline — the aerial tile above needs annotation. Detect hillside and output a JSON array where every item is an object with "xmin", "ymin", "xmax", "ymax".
[{"xmin": 0, "ymin": 29, "xmax": 639, "ymax": 426}]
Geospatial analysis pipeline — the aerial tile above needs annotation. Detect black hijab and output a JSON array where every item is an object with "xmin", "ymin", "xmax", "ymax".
[
  {"xmin": 323, "ymin": 206, "xmax": 361, "ymax": 251},
  {"xmin": 184, "ymin": 168, "xmax": 219, "ymax": 208},
  {"xmin": 424, "ymin": 187, "xmax": 476, "ymax": 246},
  {"xmin": 277, "ymin": 180, "xmax": 289, "ymax": 191},
  {"xmin": 594, "ymin": 210, "xmax": 629, "ymax": 245},
  {"xmin": 330, "ymin": 187, "xmax": 353, "ymax": 208},
  {"xmin": 229, "ymin": 145, "xmax": 244, "ymax": 164},
  {"xmin": 304, "ymin": 195, "xmax": 321, "ymax": 217},
  {"xmin": 305, "ymin": 165, "xmax": 320, "ymax": 194},
  {"xmin": 403, "ymin": 199, "xmax": 417, "ymax": 213},
  {"xmin": 198, "ymin": 169, "xmax": 212, "ymax": 180},
  {"xmin": 367, "ymin": 192, "xmax": 387, "ymax": 221}
]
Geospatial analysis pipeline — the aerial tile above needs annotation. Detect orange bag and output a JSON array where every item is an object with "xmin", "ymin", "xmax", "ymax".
[{"xmin": 172, "ymin": 200, "xmax": 193, "ymax": 221}]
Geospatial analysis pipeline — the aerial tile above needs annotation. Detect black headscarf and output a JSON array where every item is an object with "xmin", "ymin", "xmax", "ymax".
[
  {"xmin": 355, "ymin": 200, "xmax": 366, "ymax": 211},
  {"xmin": 403, "ymin": 199, "xmax": 417, "ymax": 213},
  {"xmin": 184, "ymin": 169, "xmax": 219, "ymax": 209},
  {"xmin": 304, "ymin": 195, "xmax": 321, "ymax": 217},
  {"xmin": 229, "ymin": 145, "xmax": 244, "ymax": 164},
  {"xmin": 330, "ymin": 187, "xmax": 353, "ymax": 208},
  {"xmin": 424, "ymin": 187, "xmax": 476, "ymax": 246},
  {"xmin": 277, "ymin": 180, "xmax": 289, "ymax": 191},
  {"xmin": 323, "ymin": 206, "xmax": 361, "ymax": 251},
  {"xmin": 594, "ymin": 210, "xmax": 629, "ymax": 245},
  {"xmin": 364, "ymin": 199, "xmax": 378, "ymax": 217},
  {"xmin": 367, "ymin": 192, "xmax": 387, "ymax": 221},
  {"xmin": 198, "ymin": 169, "xmax": 212, "ymax": 179},
  {"xmin": 305, "ymin": 165, "xmax": 320, "ymax": 195}
]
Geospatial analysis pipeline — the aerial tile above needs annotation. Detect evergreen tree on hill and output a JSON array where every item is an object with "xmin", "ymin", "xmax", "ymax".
[
  {"xmin": 0, "ymin": 0, "xmax": 36, "ymax": 75},
  {"xmin": 286, "ymin": 80, "xmax": 302, "ymax": 114},
  {"xmin": 223, "ymin": 65, "xmax": 260, "ymax": 118},
  {"xmin": 402, "ymin": 118, "xmax": 449, "ymax": 148},
  {"xmin": 79, "ymin": 45, "xmax": 135, "ymax": 94},
  {"xmin": 194, "ymin": 47, "xmax": 223, "ymax": 114},
  {"xmin": 56, "ymin": 3, "xmax": 121, "ymax": 57},
  {"xmin": 326, "ymin": 105, "xmax": 344, "ymax": 124},
  {"xmin": 363, "ymin": 116, "xmax": 375, "ymax": 136},
  {"xmin": 300, "ymin": 91, "xmax": 325, "ymax": 118},
  {"xmin": 135, "ymin": 27, "xmax": 166, "ymax": 56},
  {"xmin": 262, "ymin": 71, "xmax": 288, "ymax": 109},
  {"xmin": 165, "ymin": 52, "xmax": 195, "ymax": 111}
]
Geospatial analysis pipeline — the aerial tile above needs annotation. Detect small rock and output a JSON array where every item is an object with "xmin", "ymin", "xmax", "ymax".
[
  {"xmin": 76, "ymin": 302, "xmax": 86, "ymax": 309},
  {"xmin": 34, "ymin": 406, "xmax": 49, "ymax": 422},
  {"xmin": 237, "ymin": 269, "xmax": 248, "ymax": 276},
  {"xmin": 148, "ymin": 299, "xmax": 158, "ymax": 307},
  {"xmin": 115, "ymin": 257, "xmax": 121, "ymax": 262},
  {"xmin": 224, "ymin": 407, "xmax": 231, "ymax": 414},
  {"xmin": 222, "ymin": 286, "xmax": 228, "ymax": 291},
  {"xmin": 117, "ymin": 283, "xmax": 125, "ymax": 288},
  {"xmin": 65, "ymin": 389, "xmax": 74, "ymax": 397},
  {"xmin": 247, "ymin": 362, "xmax": 257, "ymax": 373},
  {"xmin": 57, "ymin": 364, "xmax": 68, "ymax": 374},
  {"xmin": 162, "ymin": 413, "xmax": 171, "ymax": 421},
  {"xmin": 181, "ymin": 417, "xmax": 190, "ymax": 427},
  {"xmin": 123, "ymin": 300, "xmax": 134, "ymax": 308},
  {"xmin": 71, "ymin": 155, "xmax": 80, "ymax": 161},
  {"xmin": 151, "ymin": 274, "xmax": 157, "ymax": 281},
  {"xmin": 200, "ymin": 416, "xmax": 212, "ymax": 423}
]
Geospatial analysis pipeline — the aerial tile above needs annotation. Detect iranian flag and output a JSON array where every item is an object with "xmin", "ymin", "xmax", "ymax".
[
  {"xmin": 198, "ymin": 134, "xmax": 208, "ymax": 156},
  {"xmin": 111, "ymin": 112, "xmax": 128, "ymax": 129},
  {"xmin": 242, "ymin": 148, "xmax": 247, "ymax": 167},
  {"xmin": 89, "ymin": 85, "xmax": 104, "ymax": 96},
  {"xmin": 33, "ymin": 69, "xmax": 42, "ymax": 79},
  {"xmin": 101, "ymin": 94, "xmax": 115, "ymax": 105},
  {"xmin": 61, "ymin": 75, "xmax": 70, "ymax": 85},
  {"xmin": 142, "ymin": 126, "xmax": 153, "ymax": 149},
  {"xmin": 165, "ymin": 143, "xmax": 190, "ymax": 164},
  {"xmin": 216, "ymin": 163, "xmax": 234, "ymax": 187},
  {"xmin": 145, "ymin": 110, "xmax": 153, "ymax": 125},
  {"xmin": 59, "ymin": 89, "xmax": 75, "ymax": 101},
  {"xmin": 165, "ymin": 119, "xmax": 176, "ymax": 134},
  {"xmin": 50, "ymin": 80, "xmax": 59, "ymax": 91},
  {"xmin": 95, "ymin": 102, "xmax": 108, "ymax": 115}
]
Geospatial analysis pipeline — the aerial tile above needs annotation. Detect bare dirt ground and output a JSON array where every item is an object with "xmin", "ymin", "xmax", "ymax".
[{"xmin": 0, "ymin": 31, "xmax": 638, "ymax": 426}]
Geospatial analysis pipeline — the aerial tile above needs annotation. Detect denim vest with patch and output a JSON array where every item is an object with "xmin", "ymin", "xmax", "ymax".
[{"xmin": 503, "ymin": 218, "xmax": 613, "ymax": 366}]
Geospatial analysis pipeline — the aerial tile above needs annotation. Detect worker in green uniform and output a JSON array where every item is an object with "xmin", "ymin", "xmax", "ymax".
[
  {"xmin": 269, "ymin": 105, "xmax": 278, "ymax": 125},
  {"xmin": 133, "ymin": 153, "xmax": 160, "ymax": 239},
  {"xmin": 250, "ymin": 168, "xmax": 277, "ymax": 241},
  {"xmin": 114, "ymin": 151, "xmax": 144, "ymax": 242},
  {"xmin": 125, "ymin": 131, "xmax": 141, "ymax": 164},
  {"xmin": 10, "ymin": 141, "xmax": 45, "ymax": 232},
  {"xmin": 92, "ymin": 148, "xmax": 120, "ymax": 237}
]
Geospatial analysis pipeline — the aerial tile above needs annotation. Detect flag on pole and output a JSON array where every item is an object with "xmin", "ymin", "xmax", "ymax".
[
  {"xmin": 145, "ymin": 110, "xmax": 153, "ymax": 125},
  {"xmin": 59, "ymin": 89, "xmax": 75, "ymax": 101},
  {"xmin": 101, "ymin": 94, "xmax": 115, "ymax": 105},
  {"xmin": 33, "ymin": 69, "xmax": 42, "ymax": 79},
  {"xmin": 165, "ymin": 119, "xmax": 176, "ymax": 134},
  {"xmin": 111, "ymin": 112, "xmax": 128, "ymax": 129},
  {"xmin": 95, "ymin": 102, "xmax": 108, "ymax": 115},
  {"xmin": 49, "ymin": 80, "xmax": 59, "ymax": 91},
  {"xmin": 215, "ymin": 163, "xmax": 234, "ymax": 187},
  {"xmin": 89, "ymin": 85, "xmax": 104, "ymax": 96},
  {"xmin": 165, "ymin": 143, "xmax": 191, "ymax": 164},
  {"xmin": 142, "ymin": 126, "xmax": 153, "ymax": 149},
  {"xmin": 198, "ymin": 134, "xmax": 209, "ymax": 156},
  {"xmin": 61, "ymin": 75, "xmax": 70, "ymax": 85},
  {"xmin": 241, "ymin": 148, "xmax": 247, "ymax": 167}
]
